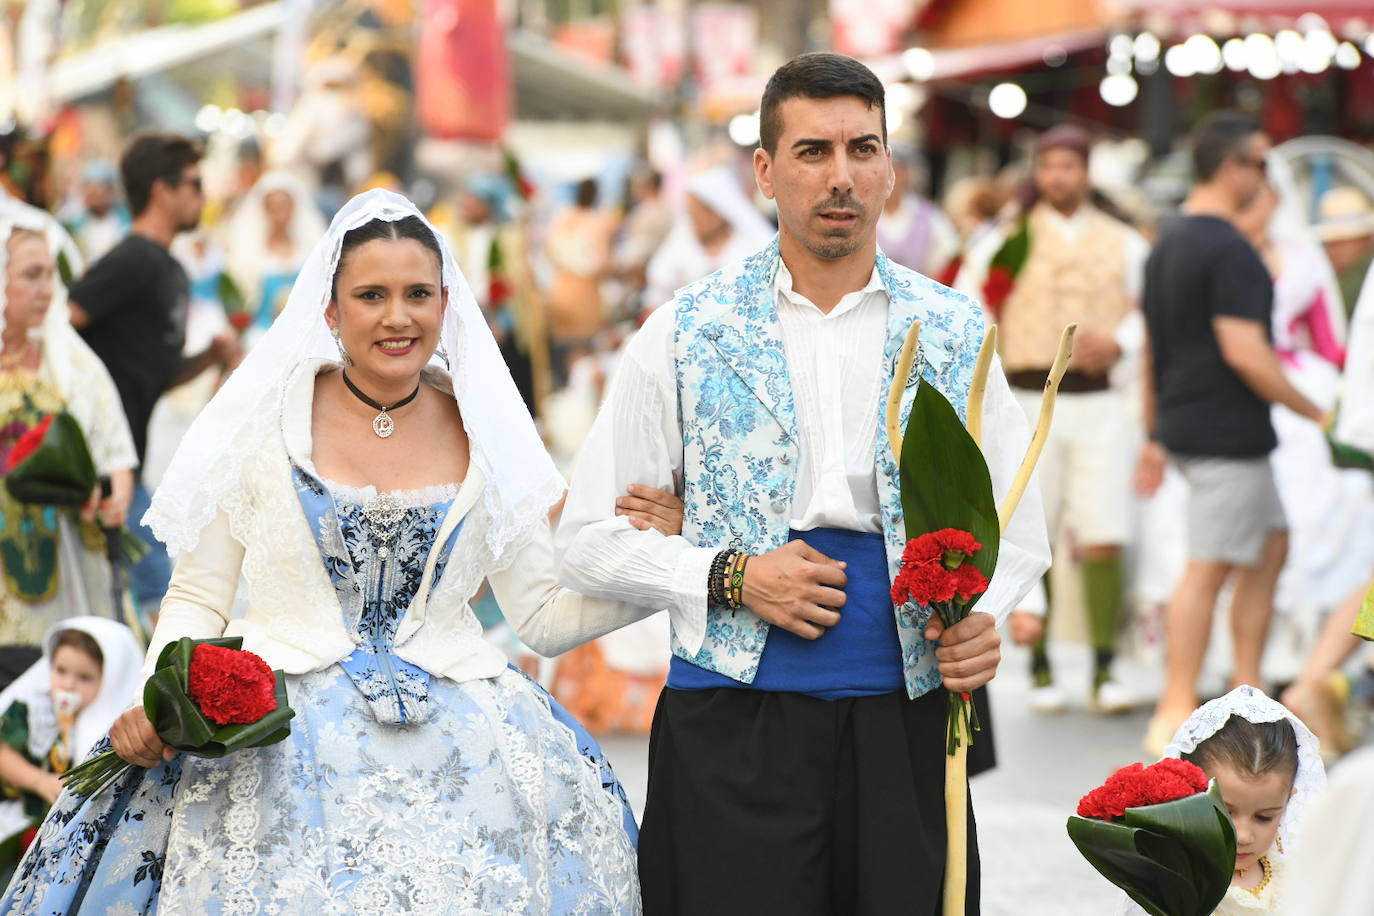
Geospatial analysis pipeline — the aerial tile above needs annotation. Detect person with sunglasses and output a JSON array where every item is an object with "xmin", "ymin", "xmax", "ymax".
[
  {"xmin": 67, "ymin": 134, "xmax": 241, "ymax": 622},
  {"xmin": 1135, "ymin": 111, "xmax": 1327, "ymax": 757}
]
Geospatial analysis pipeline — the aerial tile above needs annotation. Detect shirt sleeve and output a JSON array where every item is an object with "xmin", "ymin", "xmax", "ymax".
[
  {"xmin": 71, "ymin": 337, "xmax": 138, "ymax": 474},
  {"xmin": 555, "ymin": 304, "xmax": 717, "ymax": 655},
  {"xmin": 1209, "ymin": 239, "xmax": 1274, "ymax": 324},
  {"xmin": 977, "ymin": 355, "xmax": 1052, "ymax": 628}
]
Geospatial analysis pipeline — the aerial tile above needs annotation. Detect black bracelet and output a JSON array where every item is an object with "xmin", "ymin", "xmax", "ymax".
[{"xmin": 707, "ymin": 549, "xmax": 733, "ymax": 607}]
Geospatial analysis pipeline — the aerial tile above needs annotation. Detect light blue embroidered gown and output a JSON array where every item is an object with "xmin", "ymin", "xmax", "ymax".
[{"xmin": 0, "ymin": 468, "xmax": 640, "ymax": 915}]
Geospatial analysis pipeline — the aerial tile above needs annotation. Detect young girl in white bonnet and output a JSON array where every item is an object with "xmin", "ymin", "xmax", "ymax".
[
  {"xmin": 0, "ymin": 618, "xmax": 141, "ymax": 876},
  {"xmin": 1122, "ymin": 685, "xmax": 1325, "ymax": 914}
]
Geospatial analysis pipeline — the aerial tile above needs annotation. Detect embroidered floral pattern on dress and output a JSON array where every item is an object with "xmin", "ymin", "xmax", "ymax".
[
  {"xmin": 292, "ymin": 466, "xmax": 465, "ymax": 725},
  {"xmin": 672, "ymin": 238, "xmax": 986, "ymax": 697}
]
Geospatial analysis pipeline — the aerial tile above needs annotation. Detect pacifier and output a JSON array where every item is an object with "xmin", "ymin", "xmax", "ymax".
[{"xmin": 52, "ymin": 688, "xmax": 85, "ymax": 718}]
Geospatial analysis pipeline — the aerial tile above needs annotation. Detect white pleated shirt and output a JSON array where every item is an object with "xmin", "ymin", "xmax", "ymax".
[{"xmin": 556, "ymin": 262, "xmax": 1050, "ymax": 654}]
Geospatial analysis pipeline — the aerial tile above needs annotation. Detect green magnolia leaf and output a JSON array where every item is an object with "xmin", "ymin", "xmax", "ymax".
[
  {"xmin": 898, "ymin": 377, "xmax": 1000, "ymax": 599},
  {"xmin": 1066, "ymin": 783, "xmax": 1236, "ymax": 916},
  {"xmin": 143, "ymin": 636, "xmax": 296, "ymax": 758},
  {"xmin": 5, "ymin": 412, "xmax": 99, "ymax": 506}
]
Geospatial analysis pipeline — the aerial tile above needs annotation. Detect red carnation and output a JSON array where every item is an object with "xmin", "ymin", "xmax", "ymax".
[
  {"xmin": 186, "ymin": 643, "xmax": 279, "ymax": 726},
  {"xmin": 983, "ymin": 265, "xmax": 1014, "ymax": 313},
  {"xmin": 951, "ymin": 563, "xmax": 989, "ymax": 601},
  {"xmin": 1076, "ymin": 758, "xmax": 1209, "ymax": 821},
  {"xmin": 227, "ymin": 311, "xmax": 253, "ymax": 332},
  {"xmin": 892, "ymin": 558, "xmax": 958, "ymax": 607},
  {"xmin": 6, "ymin": 415, "xmax": 52, "ymax": 471}
]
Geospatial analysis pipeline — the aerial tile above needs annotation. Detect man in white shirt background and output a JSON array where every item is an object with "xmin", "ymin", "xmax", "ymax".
[{"xmin": 557, "ymin": 52, "xmax": 1048, "ymax": 915}]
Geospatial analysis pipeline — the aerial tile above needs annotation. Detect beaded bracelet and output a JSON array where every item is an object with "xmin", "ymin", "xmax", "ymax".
[
  {"xmin": 707, "ymin": 549, "xmax": 733, "ymax": 607},
  {"xmin": 728, "ymin": 553, "xmax": 749, "ymax": 609}
]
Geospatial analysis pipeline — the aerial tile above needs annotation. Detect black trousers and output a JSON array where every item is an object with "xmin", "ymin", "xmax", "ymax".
[{"xmin": 638, "ymin": 687, "xmax": 981, "ymax": 916}]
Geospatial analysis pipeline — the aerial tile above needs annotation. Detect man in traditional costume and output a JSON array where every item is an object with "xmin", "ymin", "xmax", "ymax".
[
  {"xmin": 956, "ymin": 126, "xmax": 1148, "ymax": 714},
  {"xmin": 558, "ymin": 53, "xmax": 1049, "ymax": 914}
]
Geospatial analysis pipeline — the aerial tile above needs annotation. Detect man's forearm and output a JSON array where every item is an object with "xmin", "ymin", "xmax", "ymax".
[
  {"xmin": 1230, "ymin": 351, "xmax": 1323, "ymax": 421},
  {"xmin": 173, "ymin": 346, "xmax": 220, "ymax": 387}
]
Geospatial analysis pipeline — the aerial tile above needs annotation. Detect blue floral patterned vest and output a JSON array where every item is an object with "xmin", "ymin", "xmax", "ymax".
[{"xmin": 672, "ymin": 237, "xmax": 987, "ymax": 699}]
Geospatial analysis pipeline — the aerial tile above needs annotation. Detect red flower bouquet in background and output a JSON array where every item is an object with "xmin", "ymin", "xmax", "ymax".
[
  {"xmin": 5, "ymin": 416, "xmax": 53, "ymax": 471},
  {"xmin": 63, "ymin": 637, "xmax": 294, "ymax": 799},
  {"xmin": 1068, "ymin": 760, "xmax": 1236, "ymax": 916}
]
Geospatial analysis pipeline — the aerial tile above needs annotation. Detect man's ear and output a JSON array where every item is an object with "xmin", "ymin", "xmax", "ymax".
[{"xmin": 754, "ymin": 147, "xmax": 776, "ymax": 201}]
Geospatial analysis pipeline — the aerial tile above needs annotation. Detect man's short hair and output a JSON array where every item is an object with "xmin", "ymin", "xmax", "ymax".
[
  {"xmin": 759, "ymin": 52, "xmax": 886, "ymax": 156},
  {"xmin": 120, "ymin": 133, "xmax": 202, "ymax": 216},
  {"xmin": 1191, "ymin": 111, "xmax": 1261, "ymax": 183}
]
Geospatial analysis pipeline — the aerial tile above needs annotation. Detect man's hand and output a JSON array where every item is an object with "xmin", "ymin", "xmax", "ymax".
[
  {"xmin": 926, "ymin": 611, "xmax": 1001, "ymax": 693},
  {"xmin": 210, "ymin": 332, "xmax": 243, "ymax": 370},
  {"xmin": 1009, "ymin": 610, "xmax": 1044, "ymax": 647},
  {"xmin": 1070, "ymin": 328, "xmax": 1121, "ymax": 375},
  {"xmin": 1133, "ymin": 440, "xmax": 1167, "ymax": 497},
  {"xmin": 616, "ymin": 484, "xmax": 685, "ymax": 536},
  {"xmin": 742, "ymin": 540, "xmax": 847, "ymax": 640},
  {"xmin": 110, "ymin": 706, "xmax": 176, "ymax": 768}
]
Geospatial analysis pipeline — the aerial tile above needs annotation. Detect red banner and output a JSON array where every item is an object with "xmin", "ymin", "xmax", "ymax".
[{"xmin": 416, "ymin": 0, "xmax": 511, "ymax": 142}]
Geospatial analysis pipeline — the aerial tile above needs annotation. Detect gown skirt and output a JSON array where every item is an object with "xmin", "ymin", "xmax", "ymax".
[{"xmin": 0, "ymin": 664, "xmax": 641, "ymax": 916}]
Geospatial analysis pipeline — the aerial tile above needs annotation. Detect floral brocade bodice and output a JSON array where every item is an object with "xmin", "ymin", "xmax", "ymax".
[{"xmin": 292, "ymin": 465, "xmax": 464, "ymax": 725}]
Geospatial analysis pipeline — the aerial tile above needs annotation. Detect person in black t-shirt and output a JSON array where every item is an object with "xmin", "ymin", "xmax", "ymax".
[
  {"xmin": 1135, "ymin": 112, "xmax": 1327, "ymax": 757},
  {"xmin": 67, "ymin": 135, "xmax": 239, "ymax": 615}
]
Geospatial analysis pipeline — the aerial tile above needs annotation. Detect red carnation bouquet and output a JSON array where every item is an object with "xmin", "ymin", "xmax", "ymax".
[
  {"xmin": 62, "ymin": 637, "xmax": 295, "ymax": 798},
  {"xmin": 892, "ymin": 528, "xmax": 990, "ymax": 753},
  {"xmin": 1068, "ymin": 759, "xmax": 1236, "ymax": 916}
]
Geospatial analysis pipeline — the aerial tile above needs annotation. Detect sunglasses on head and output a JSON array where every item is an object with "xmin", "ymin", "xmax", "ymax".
[
  {"xmin": 1233, "ymin": 154, "xmax": 1267, "ymax": 174},
  {"xmin": 169, "ymin": 174, "xmax": 203, "ymax": 194}
]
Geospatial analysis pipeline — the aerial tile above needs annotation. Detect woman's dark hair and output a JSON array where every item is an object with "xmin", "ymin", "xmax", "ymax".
[
  {"xmin": 51, "ymin": 629, "xmax": 103, "ymax": 669},
  {"xmin": 120, "ymin": 133, "xmax": 203, "ymax": 217},
  {"xmin": 1191, "ymin": 110, "xmax": 1262, "ymax": 183},
  {"xmin": 759, "ymin": 52, "xmax": 886, "ymax": 156},
  {"xmin": 331, "ymin": 215, "xmax": 443, "ymax": 300},
  {"xmin": 575, "ymin": 178, "xmax": 599, "ymax": 209},
  {"xmin": 1181, "ymin": 714, "xmax": 1299, "ymax": 784}
]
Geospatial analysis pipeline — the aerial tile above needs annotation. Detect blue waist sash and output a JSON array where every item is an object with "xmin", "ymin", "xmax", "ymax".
[{"xmin": 668, "ymin": 527, "xmax": 904, "ymax": 701}]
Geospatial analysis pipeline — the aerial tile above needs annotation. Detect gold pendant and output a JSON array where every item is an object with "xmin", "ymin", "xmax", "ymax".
[{"xmin": 372, "ymin": 411, "xmax": 395, "ymax": 438}]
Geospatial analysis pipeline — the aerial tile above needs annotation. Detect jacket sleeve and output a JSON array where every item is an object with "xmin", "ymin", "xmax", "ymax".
[
  {"xmin": 141, "ymin": 510, "xmax": 242, "ymax": 679},
  {"xmin": 486, "ymin": 520, "xmax": 661, "ymax": 659}
]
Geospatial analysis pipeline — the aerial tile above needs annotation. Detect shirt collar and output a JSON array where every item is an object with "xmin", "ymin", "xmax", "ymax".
[{"xmin": 774, "ymin": 257, "xmax": 886, "ymax": 319}]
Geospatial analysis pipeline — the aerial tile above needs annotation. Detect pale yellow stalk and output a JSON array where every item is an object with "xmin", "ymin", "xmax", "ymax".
[
  {"xmin": 885, "ymin": 321, "xmax": 922, "ymax": 460},
  {"xmin": 997, "ymin": 324, "xmax": 1076, "ymax": 530},
  {"xmin": 965, "ymin": 326, "xmax": 998, "ymax": 448}
]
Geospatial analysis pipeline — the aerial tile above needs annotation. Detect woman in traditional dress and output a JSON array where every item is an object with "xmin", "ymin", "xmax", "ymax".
[
  {"xmin": 0, "ymin": 190, "xmax": 681, "ymax": 913},
  {"xmin": 225, "ymin": 170, "xmax": 326, "ymax": 347},
  {"xmin": 0, "ymin": 207, "xmax": 138, "ymax": 646}
]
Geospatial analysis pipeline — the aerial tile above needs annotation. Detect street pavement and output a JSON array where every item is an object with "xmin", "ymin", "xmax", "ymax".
[{"xmin": 597, "ymin": 640, "xmax": 1156, "ymax": 915}]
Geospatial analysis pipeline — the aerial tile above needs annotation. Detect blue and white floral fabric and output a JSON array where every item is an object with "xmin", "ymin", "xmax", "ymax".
[
  {"xmin": 672, "ymin": 237, "xmax": 986, "ymax": 698},
  {"xmin": 0, "ymin": 476, "xmax": 640, "ymax": 915}
]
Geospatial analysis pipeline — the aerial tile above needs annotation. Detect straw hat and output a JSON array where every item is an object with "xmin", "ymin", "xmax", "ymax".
[{"xmin": 1315, "ymin": 187, "xmax": 1374, "ymax": 242}]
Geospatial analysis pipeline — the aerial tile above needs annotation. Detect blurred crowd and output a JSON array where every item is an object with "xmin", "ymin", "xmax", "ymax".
[{"xmin": 5, "ymin": 85, "xmax": 1374, "ymax": 776}]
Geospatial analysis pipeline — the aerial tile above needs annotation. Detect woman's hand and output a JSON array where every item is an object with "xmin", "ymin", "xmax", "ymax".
[
  {"xmin": 32, "ymin": 771, "xmax": 64, "ymax": 805},
  {"xmin": 615, "ymin": 484, "xmax": 684, "ymax": 536},
  {"xmin": 109, "ymin": 706, "xmax": 175, "ymax": 768},
  {"xmin": 99, "ymin": 468, "xmax": 134, "ymax": 529}
]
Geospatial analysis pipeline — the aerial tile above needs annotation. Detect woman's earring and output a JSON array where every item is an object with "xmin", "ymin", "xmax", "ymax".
[
  {"xmin": 1276, "ymin": 835, "xmax": 1283, "ymax": 855},
  {"xmin": 330, "ymin": 327, "xmax": 353, "ymax": 367}
]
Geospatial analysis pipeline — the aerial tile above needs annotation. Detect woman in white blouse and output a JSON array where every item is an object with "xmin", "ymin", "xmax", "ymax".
[
  {"xmin": 1, "ymin": 191, "xmax": 679, "ymax": 914},
  {"xmin": 0, "ymin": 207, "xmax": 137, "ymax": 645}
]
